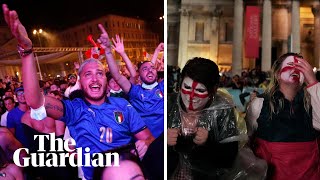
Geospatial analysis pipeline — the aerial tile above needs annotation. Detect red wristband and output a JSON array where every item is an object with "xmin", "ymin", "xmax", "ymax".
[{"xmin": 307, "ymin": 81, "xmax": 318, "ymax": 88}]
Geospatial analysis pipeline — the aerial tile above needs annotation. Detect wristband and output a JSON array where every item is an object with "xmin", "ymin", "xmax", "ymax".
[
  {"xmin": 30, "ymin": 105, "xmax": 47, "ymax": 120},
  {"xmin": 17, "ymin": 45, "xmax": 33, "ymax": 57},
  {"xmin": 307, "ymin": 81, "xmax": 318, "ymax": 88}
]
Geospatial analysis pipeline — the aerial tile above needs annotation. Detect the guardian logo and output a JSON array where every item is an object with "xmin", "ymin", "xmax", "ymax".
[{"xmin": 13, "ymin": 133, "xmax": 119, "ymax": 167}]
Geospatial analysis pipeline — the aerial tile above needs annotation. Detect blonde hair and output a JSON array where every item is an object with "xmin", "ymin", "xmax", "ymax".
[
  {"xmin": 265, "ymin": 53, "xmax": 311, "ymax": 116},
  {"xmin": 78, "ymin": 58, "xmax": 105, "ymax": 76}
]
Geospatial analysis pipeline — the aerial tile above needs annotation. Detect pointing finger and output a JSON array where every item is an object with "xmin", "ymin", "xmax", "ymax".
[{"xmin": 98, "ymin": 24, "xmax": 108, "ymax": 37}]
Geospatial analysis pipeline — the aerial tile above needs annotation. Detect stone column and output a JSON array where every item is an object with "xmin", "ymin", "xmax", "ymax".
[
  {"xmin": 210, "ymin": 7, "xmax": 222, "ymax": 64},
  {"xmin": 291, "ymin": 0, "xmax": 300, "ymax": 53},
  {"xmin": 178, "ymin": 8, "xmax": 190, "ymax": 69},
  {"xmin": 312, "ymin": 5, "xmax": 320, "ymax": 68},
  {"xmin": 261, "ymin": 0, "xmax": 272, "ymax": 72},
  {"xmin": 232, "ymin": 0, "xmax": 243, "ymax": 76},
  {"xmin": 273, "ymin": 3, "xmax": 289, "ymax": 55}
]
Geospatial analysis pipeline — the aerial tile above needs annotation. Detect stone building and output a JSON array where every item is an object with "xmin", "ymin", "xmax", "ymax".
[
  {"xmin": 0, "ymin": 14, "xmax": 160, "ymax": 79},
  {"xmin": 168, "ymin": 0, "xmax": 319, "ymax": 76},
  {"xmin": 58, "ymin": 14, "xmax": 159, "ymax": 64}
]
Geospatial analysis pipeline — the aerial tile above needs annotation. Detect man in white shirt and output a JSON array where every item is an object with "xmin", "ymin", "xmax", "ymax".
[
  {"xmin": 0, "ymin": 96, "xmax": 15, "ymax": 126},
  {"xmin": 64, "ymin": 73, "xmax": 80, "ymax": 98}
]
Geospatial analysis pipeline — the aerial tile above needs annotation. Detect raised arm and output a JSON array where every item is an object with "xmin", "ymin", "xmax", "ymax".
[
  {"xmin": 97, "ymin": 24, "xmax": 131, "ymax": 93},
  {"xmin": 151, "ymin": 42, "xmax": 164, "ymax": 65},
  {"xmin": 294, "ymin": 57, "xmax": 320, "ymax": 130},
  {"xmin": 112, "ymin": 34, "xmax": 137, "ymax": 84},
  {"xmin": 2, "ymin": 5, "xmax": 39, "ymax": 106},
  {"xmin": 74, "ymin": 61, "xmax": 80, "ymax": 75},
  {"xmin": 3, "ymin": 4, "xmax": 63, "ymax": 120}
]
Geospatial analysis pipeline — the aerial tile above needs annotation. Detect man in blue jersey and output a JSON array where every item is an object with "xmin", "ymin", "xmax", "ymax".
[
  {"xmin": 7, "ymin": 88, "xmax": 29, "ymax": 147},
  {"xmin": 2, "ymin": 4, "xmax": 154, "ymax": 179},
  {"xmin": 98, "ymin": 25, "xmax": 164, "ymax": 138}
]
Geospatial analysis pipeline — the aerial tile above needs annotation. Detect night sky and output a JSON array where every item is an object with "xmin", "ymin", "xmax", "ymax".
[{"xmin": 0, "ymin": 0, "xmax": 164, "ymax": 32}]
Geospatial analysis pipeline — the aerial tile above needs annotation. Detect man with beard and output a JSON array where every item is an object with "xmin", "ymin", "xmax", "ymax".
[
  {"xmin": 100, "ymin": 26, "xmax": 164, "ymax": 139},
  {"xmin": 64, "ymin": 73, "xmax": 81, "ymax": 98},
  {"xmin": 2, "ymin": 4, "xmax": 154, "ymax": 180}
]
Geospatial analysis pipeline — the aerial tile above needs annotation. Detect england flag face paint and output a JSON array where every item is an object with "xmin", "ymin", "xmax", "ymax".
[
  {"xmin": 280, "ymin": 56, "xmax": 304, "ymax": 85},
  {"xmin": 180, "ymin": 77, "xmax": 209, "ymax": 111}
]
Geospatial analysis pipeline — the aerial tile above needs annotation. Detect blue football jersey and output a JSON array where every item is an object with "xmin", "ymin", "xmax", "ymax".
[
  {"xmin": 128, "ymin": 80, "xmax": 164, "ymax": 138},
  {"xmin": 62, "ymin": 97, "xmax": 146, "ymax": 179}
]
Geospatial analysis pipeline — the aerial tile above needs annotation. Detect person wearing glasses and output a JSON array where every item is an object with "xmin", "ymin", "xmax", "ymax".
[{"xmin": 7, "ymin": 87, "xmax": 29, "ymax": 147}]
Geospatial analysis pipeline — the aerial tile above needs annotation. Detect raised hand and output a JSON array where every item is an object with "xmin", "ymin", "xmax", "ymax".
[
  {"xmin": 112, "ymin": 34, "xmax": 125, "ymax": 54},
  {"xmin": 2, "ymin": 4, "xmax": 32, "ymax": 49},
  {"xmin": 97, "ymin": 24, "xmax": 112, "ymax": 52},
  {"xmin": 294, "ymin": 57, "xmax": 317, "ymax": 85},
  {"xmin": 156, "ymin": 42, "xmax": 164, "ymax": 52},
  {"xmin": 151, "ymin": 42, "xmax": 164, "ymax": 65}
]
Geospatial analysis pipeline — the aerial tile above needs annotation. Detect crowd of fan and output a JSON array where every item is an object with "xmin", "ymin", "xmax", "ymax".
[
  {"xmin": 169, "ymin": 64, "xmax": 320, "ymax": 114},
  {"xmin": 0, "ymin": 37, "xmax": 164, "ymax": 180}
]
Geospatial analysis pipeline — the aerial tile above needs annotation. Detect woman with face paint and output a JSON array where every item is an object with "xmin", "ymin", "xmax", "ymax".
[
  {"xmin": 246, "ymin": 53, "xmax": 320, "ymax": 180},
  {"xmin": 167, "ymin": 57, "xmax": 240, "ymax": 179}
]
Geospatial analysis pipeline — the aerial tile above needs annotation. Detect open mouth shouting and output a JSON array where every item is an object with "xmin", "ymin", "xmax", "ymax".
[
  {"xmin": 280, "ymin": 56, "xmax": 304, "ymax": 84},
  {"xmin": 89, "ymin": 83, "xmax": 102, "ymax": 93},
  {"xmin": 146, "ymin": 73, "xmax": 155, "ymax": 80},
  {"xmin": 290, "ymin": 71, "xmax": 300, "ymax": 80}
]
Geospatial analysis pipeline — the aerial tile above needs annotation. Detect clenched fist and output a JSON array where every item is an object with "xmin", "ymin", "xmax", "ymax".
[
  {"xmin": 167, "ymin": 128, "xmax": 180, "ymax": 146},
  {"xmin": 193, "ymin": 127, "xmax": 208, "ymax": 145}
]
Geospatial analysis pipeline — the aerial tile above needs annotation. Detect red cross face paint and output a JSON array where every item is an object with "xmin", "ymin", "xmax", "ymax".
[
  {"xmin": 280, "ymin": 56, "xmax": 304, "ymax": 84},
  {"xmin": 181, "ymin": 77, "xmax": 209, "ymax": 111}
]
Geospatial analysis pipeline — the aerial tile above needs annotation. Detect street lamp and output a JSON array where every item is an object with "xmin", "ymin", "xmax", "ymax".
[
  {"xmin": 32, "ymin": 28, "xmax": 43, "ymax": 80},
  {"xmin": 33, "ymin": 29, "xmax": 43, "ymax": 47}
]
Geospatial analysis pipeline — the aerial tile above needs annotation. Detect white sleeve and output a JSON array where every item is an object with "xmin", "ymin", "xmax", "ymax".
[
  {"xmin": 306, "ymin": 82, "xmax": 320, "ymax": 130},
  {"xmin": 0, "ymin": 114, "xmax": 5, "ymax": 126},
  {"xmin": 63, "ymin": 126, "xmax": 72, "ymax": 140},
  {"xmin": 245, "ymin": 97, "xmax": 264, "ymax": 136}
]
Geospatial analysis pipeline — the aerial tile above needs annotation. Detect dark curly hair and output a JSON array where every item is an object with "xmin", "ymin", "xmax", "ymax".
[{"xmin": 180, "ymin": 57, "xmax": 220, "ymax": 93}]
